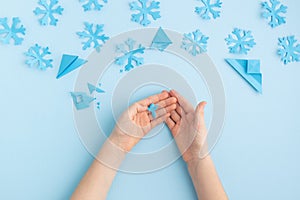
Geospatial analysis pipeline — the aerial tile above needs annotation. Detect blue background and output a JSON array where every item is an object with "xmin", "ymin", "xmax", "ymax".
[{"xmin": 0, "ymin": 0, "xmax": 300, "ymax": 199}]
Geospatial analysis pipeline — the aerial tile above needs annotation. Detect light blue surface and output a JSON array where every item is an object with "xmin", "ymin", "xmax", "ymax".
[{"xmin": 0, "ymin": 0, "xmax": 300, "ymax": 199}]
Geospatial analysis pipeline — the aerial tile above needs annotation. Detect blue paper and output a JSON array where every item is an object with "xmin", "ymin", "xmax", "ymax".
[
  {"xmin": 225, "ymin": 59, "xmax": 262, "ymax": 93},
  {"xmin": 181, "ymin": 29, "xmax": 209, "ymax": 56},
  {"xmin": 261, "ymin": 0, "xmax": 287, "ymax": 28},
  {"xmin": 0, "ymin": 17, "xmax": 26, "ymax": 45},
  {"xmin": 148, "ymin": 103, "xmax": 158, "ymax": 118},
  {"xmin": 25, "ymin": 44, "xmax": 53, "ymax": 70},
  {"xmin": 151, "ymin": 27, "xmax": 172, "ymax": 51},
  {"xmin": 33, "ymin": 0, "xmax": 64, "ymax": 26},
  {"xmin": 225, "ymin": 28, "xmax": 256, "ymax": 54},
  {"xmin": 277, "ymin": 36, "xmax": 300, "ymax": 65},
  {"xmin": 56, "ymin": 54, "xmax": 87, "ymax": 79},
  {"xmin": 195, "ymin": 0, "xmax": 222, "ymax": 20},
  {"xmin": 70, "ymin": 92, "xmax": 95, "ymax": 110},
  {"xmin": 87, "ymin": 83, "xmax": 105, "ymax": 94}
]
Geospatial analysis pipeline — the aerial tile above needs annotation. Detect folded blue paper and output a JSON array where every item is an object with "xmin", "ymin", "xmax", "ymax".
[
  {"xmin": 70, "ymin": 92, "xmax": 95, "ymax": 110},
  {"xmin": 56, "ymin": 54, "xmax": 87, "ymax": 79},
  {"xmin": 87, "ymin": 83, "xmax": 105, "ymax": 94},
  {"xmin": 148, "ymin": 103, "xmax": 158, "ymax": 118},
  {"xmin": 151, "ymin": 27, "xmax": 172, "ymax": 51}
]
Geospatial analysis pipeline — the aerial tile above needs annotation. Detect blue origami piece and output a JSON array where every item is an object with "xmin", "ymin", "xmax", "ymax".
[
  {"xmin": 129, "ymin": 0, "xmax": 161, "ymax": 26},
  {"xmin": 225, "ymin": 59, "xmax": 262, "ymax": 93},
  {"xmin": 148, "ymin": 103, "xmax": 158, "ymax": 118},
  {"xmin": 56, "ymin": 54, "xmax": 87, "ymax": 79},
  {"xmin": 71, "ymin": 92, "xmax": 96, "ymax": 110},
  {"xmin": 277, "ymin": 36, "xmax": 300, "ymax": 65},
  {"xmin": 25, "ymin": 44, "xmax": 53, "ymax": 70},
  {"xmin": 87, "ymin": 83, "xmax": 105, "ymax": 94},
  {"xmin": 261, "ymin": 0, "xmax": 287, "ymax": 28},
  {"xmin": 151, "ymin": 27, "xmax": 172, "ymax": 51},
  {"xmin": 225, "ymin": 28, "xmax": 256, "ymax": 54},
  {"xmin": 195, "ymin": 0, "xmax": 222, "ymax": 20},
  {"xmin": 79, "ymin": 0, "xmax": 108, "ymax": 12},
  {"xmin": 77, "ymin": 22, "xmax": 109, "ymax": 52},
  {"xmin": 115, "ymin": 38, "xmax": 145, "ymax": 72},
  {"xmin": 0, "ymin": 17, "xmax": 26, "ymax": 45},
  {"xmin": 33, "ymin": 0, "xmax": 64, "ymax": 26},
  {"xmin": 181, "ymin": 29, "xmax": 209, "ymax": 56}
]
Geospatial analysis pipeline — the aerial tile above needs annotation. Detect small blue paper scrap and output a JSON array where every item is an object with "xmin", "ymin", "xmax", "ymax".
[
  {"xmin": 0, "ymin": 17, "xmax": 26, "ymax": 45},
  {"xmin": 225, "ymin": 28, "xmax": 256, "ymax": 54},
  {"xmin": 181, "ymin": 29, "xmax": 209, "ymax": 56},
  {"xmin": 225, "ymin": 59, "xmax": 262, "ymax": 93},
  {"xmin": 80, "ymin": 0, "xmax": 108, "ymax": 12},
  {"xmin": 56, "ymin": 54, "xmax": 87, "ymax": 79},
  {"xmin": 71, "ymin": 92, "xmax": 95, "ymax": 110},
  {"xmin": 195, "ymin": 0, "xmax": 222, "ymax": 20},
  {"xmin": 148, "ymin": 103, "xmax": 158, "ymax": 118},
  {"xmin": 25, "ymin": 44, "xmax": 53, "ymax": 70},
  {"xmin": 151, "ymin": 27, "xmax": 172, "ymax": 51},
  {"xmin": 277, "ymin": 36, "xmax": 300, "ymax": 65},
  {"xmin": 33, "ymin": 0, "xmax": 64, "ymax": 26},
  {"xmin": 261, "ymin": 0, "xmax": 287, "ymax": 28},
  {"xmin": 87, "ymin": 83, "xmax": 105, "ymax": 94}
]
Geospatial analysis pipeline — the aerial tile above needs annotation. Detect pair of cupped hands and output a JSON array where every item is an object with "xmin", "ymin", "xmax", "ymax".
[{"xmin": 109, "ymin": 90, "xmax": 207, "ymax": 163}]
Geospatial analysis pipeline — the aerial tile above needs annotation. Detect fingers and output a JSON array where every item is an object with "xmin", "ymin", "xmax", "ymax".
[
  {"xmin": 156, "ymin": 97, "xmax": 177, "ymax": 108},
  {"xmin": 195, "ymin": 101, "xmax": 207, "ymax": 128},
  {"xmin": 170, "ymin": 110, "xmax": 181, "ymax": 123},
  {"xmin": 150, "ymin": 113, "xmax": 170, "ymax": 129},
  {"xmin": 169, "ymin": 90, "xmax": 193, "ymax": 113},
  {"xmin": 165, "ymin": 117, "xmax": 176, "ymax": 129},
  {"xmin": 149, "ymin": 103, "xmax": 176, "ymax": 120},
  {"xmin": 138, "ymin": 91, "xmax": 170, "ymax": 107}
]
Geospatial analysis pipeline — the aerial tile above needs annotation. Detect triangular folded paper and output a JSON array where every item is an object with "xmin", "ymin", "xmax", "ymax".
[
  {"xmin": 87, "ymin": 83, "xmax": 105, "ymax": 94},
  {"xmin": 225, "ymin": 59, "xmax": 263, "ymax": 93},
  {"xmin": 151, "ymin": 27, "xmax": 172, "ymax": 51},
  {"xmin": 56, "ymin": 54, "xmax": 87, "ymax": 79},
  {"xmin": 70, "ymin": 92, "xmax": 95, "ymax": 110}
]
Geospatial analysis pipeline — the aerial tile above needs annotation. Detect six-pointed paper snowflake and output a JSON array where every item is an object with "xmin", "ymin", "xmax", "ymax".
[
  {"xmin": 79, "ymin": 0, "xmax": 108, "ymax": 12},
  {"xmin": 195, "ymin": 0, "xmax": 222, "ymax": 20},
  {"xmin": 25, "ymin": 44, "xmax": 53, "ymax": 70},
  {"xmin": 129, "ymin": 0, "xmax": 161, "ymax": 26},
  {"xmin": 115, "ymin": 38, "xmax": 145, "ymax": 72},
  {"xmin": 261, "ymin": 0, "xmax": 287, "ymax": 28},
  {"xmin": 225, "ymin": 28, "xmax": 256, "ymax": 54},
  {"xmin": 181, "ymin": 29, "xmax": 209, "ymax": 56},
  {"xmin": 0, "ymin": 17, "xmax": 26, "ymax": 45},
  {"xmin": 33, "ymin": 0, "xmax": 64, "ymax": 26},
  {"xmin": 76, "ymin": 22, "xmax": 109, "ymax": 52},
  {"xmin": 277, "ymin": 36, "xmax": 300, "ymax": 65}
]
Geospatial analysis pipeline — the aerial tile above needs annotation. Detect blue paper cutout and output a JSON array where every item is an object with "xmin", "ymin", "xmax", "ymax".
[
  {"xmin": 71, "ymin": 92, "xmax": 96, "ymax": 110},
  {"xmin": 225, "ymin": 59, "xmax": 262, "ymax": 93},
  {"xmin": 0, "ymin": 17, "xmax": 26, "ymax": 45},
  {"xmin": 79, "ymin": 0, "xmax": 108, "ymax": 11},
  {"xmin": 115, "ymin": 38, "xmax": 145, "ymax": 72},
  {"xmin": 25, "ymin": 44, "xmax": 53, "ymax": 70},
  {"xmin": 148, "ymin": 103, "xmax": 158, "ymax": 118},
  {"xmin": 261, "ymin": 0, "xmax": 287, "ymax": 28},
  {"xmin": 181, "ymin": 29, "xmax": 209, "ymax": 56},
  {"xmin": 129, "ymin": 0, "xmax": 161, "ymax": 26},
  {"xmin": 151, "ymin": 27, "xmax": 172, "ymax": 51},
  {"xmin": 56, "ymin": 54, "xmax": 87, "ymax": 79},
  {"xmin": 77, "ymin": 22, "xmax": 109, "ymax": 52},
  {"xmin": 96, "ymin": 102, "xmax": 101, "ymax": 109},
  {"xmin": 195, "ymin": 0, "xmax": 222, "ymax": 20},
  {"xmin": 225, "ymin": 28, "xmax": 256, "ymax": 54},
  {"xmin": 87, "ymin": 83, "xmax": 105, "ymax": 94},
  {"xmin": 33, "ymin": 0, "xmax": 64, "ymax": 26},
  {"xmin": 277, "ymin": 36, "xmax": 300, "ymax": 65}
]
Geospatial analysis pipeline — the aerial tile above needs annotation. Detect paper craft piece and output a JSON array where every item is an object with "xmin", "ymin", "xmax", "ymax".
[
  {"xmin": 87, "ymin": 83, "xmax": 105, "ymax": 94},
  {"xmin": 80, "ymin": 0, "xmax": 108, "ymax": 12},
  {"xmin": 33, "ymin": 0, "xmax": 64, "ymax": 26},
  {"xmin": 225, "ymin": 59, "xmax": 262, "ymax": 93},
  {"xmin": 71, "ymin": 92, "xmax": 96, "ymax": 110},
  {"xmin": 96, "ymin": 102, "xmax": 101, "ymax": 109},
  {"xmin": 77, "ymin": 22, "xmax": 109, "ymax": 52},
  {"xmin": 129, "ymin": 0, "xmax": 161, "ymax": 26},
  {"xmin": 261, "ymin": 0, "xmax": 287, "ymax": 28},
  {"xmin": 56, "ymin": 54, "xmax": 87, "ymax": 79},
  {"xmin": 148, "ymin": 103, "xmax": 158, "ymax": 118},
  {"xmin": 195, "ymin": 0, "xmax": 222, "ymax": 20},
  {"xmin": 0, "ymin": 17, "xmax": 26, "ymax": 45},
  {"xmin": 151, "ymin": 27, "xmax": 172, "ymax": 51},
  {"xmin": 277, "ymin": 35, "xmax": 300, "ymax": 65},
  {"xmin": 181, "ymin": 29, "xmax": 209, "ymax": 56},
  {"xmin": 25, "ymin": 44, "xmax": 53, "ymax": 70},
  {"xmin": 115, "ymin": 38, "xmax": 145, "ymax": 72},
  {"xmin": 225, "ymin": 28, "xmax": 256, "ymax": 54}
]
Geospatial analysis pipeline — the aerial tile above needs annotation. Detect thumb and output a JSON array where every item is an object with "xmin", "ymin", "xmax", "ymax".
[{"xmin": 195, "ymin": 101, "xmax": 207, "ymax": 130}]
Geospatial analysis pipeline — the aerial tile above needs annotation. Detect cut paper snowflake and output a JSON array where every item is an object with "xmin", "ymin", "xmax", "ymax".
[
  {"xmin": 0, "ymin": 17, "xmax": 26, "ymax": 45},
  {"xmin": 225, "ymin": 28, "xmax": 256, "ymax": 54},
  {"xmin": 25, "ymin": 44, "xmax": 53, "ymax": 70},
  {"xmin": 76, "ymin": 22, "xmax": 109, "ymax": 52},
  {"xmin": 195, "ymin": 0, "xmax": 222, "ymax": 20},
  {"xmin": 181, "ymin": 29, "xmax": 209, "ymax": 56},
  {"xmin": 277, "ymin": 36, "xmax": 300, "ymax": 65},
  {"xmin": 129, "ymin": 0, "xmax": 161, "ymax": 26},
  {"xmin": 33, "ymin": 0, "xmax": 64, "ymax": 26},
  {"xmin": 115, "ymin": 38, "xmax": 145, "ymax": 72},
  {"xmin": 261, "ymin": 0, "xmax": 287, "ymax": 28},
  {"xmin": 79, "ymin": 0, "xmax": 108, "ymax": 12}
]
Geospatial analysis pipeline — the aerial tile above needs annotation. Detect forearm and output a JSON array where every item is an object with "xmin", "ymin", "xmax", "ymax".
[{"xmin": 187, "ymin": 156, "xmax": 228, "ymax": 200}]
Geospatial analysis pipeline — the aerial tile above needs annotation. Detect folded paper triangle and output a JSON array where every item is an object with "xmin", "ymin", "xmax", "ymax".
[
  {"xmin": 87, "ymin": 83, "xmax": 105, "ymax": 94},
  {"xmin": 70, "ymin": 92, "xmax": 95, "ymax": 110},
  {"xmin": 151, "ymin": 27, "xmax": 172, "ymax": 51},
  {"xmin": 56, "ymin": 54, "xmax": 87, "ymax": 79}
]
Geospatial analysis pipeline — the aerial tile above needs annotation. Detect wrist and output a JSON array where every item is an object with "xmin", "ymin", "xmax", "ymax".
[{"xmin": 186, "ymin": 155, "xmax": 211, "ymax": 174}]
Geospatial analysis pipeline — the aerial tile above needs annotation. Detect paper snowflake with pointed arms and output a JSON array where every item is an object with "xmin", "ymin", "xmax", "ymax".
[
  {"xmin": 181, "ymin": 29, "xmax": 209, "ymax": 56},
  {"xmin": 195, "ymin": 0, "xmax": 222, "ymax": 20},
  {"xmin": 225, "ymin": 28, "xmax": 256, "ymax": 54},
  {"xmin": 0, "ymin": 17, "xmax": 26, "ymax": 45},
  {"xmin": 277, "ymin": 36, "xmax": 300, "ymax": 65},
  {"xmin": 261, "ymin": 0, "xmax": 287, "ymax": 28},
  {"xmin": 33, "ymin": 0, "xmax": 64, "ymax": 26},
  {"xmin": 79, "ymin": 0, "xmax": 108, "ymax": 12},
  {"xmin": 25, "ymin": 44, "xmax": 53, "ymax": 70}
]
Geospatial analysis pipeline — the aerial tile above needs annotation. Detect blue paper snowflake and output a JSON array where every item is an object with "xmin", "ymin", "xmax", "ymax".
[
  {"xmin": 195, "ymin": 0, "xmax": 222, "ymax": 20},
  {"xmin": 25, "ymin": 44, "xmax": 53, "ymax": 70},
  {"xmin": 79, "ymin": 0, "xmax": 108, "ymax": 12},
  {"xmin": 225, "ymin": 28, "xmax": 256, "ymax": 54},
  {"xmin": 277, "ymin": 36, "xmax": 300, "ymax": 65},
  {"xmin": 129, "ymin": 0, "xmax": 161, "ymax": 26},
  {"xmin": 76, "ymin": 22, "xmax": 109, "ymax": 52},
  {"xmin": 181, "ymin": 29, "xmax": 209, "ymax": 56},
  {"xmin": 0, "ymin": 17, "xmax": 26, "ymax": 45},
  {"xmin": 261, "ymin": 0, "xmax": 287, "ymax": 28},
  {"xmin": 115, "ymin": 38, "xmax": 145, "ymax": 72},
  {"xmin": 33, "ymin": 0, "xmax": 64, "ymax": 26}
]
